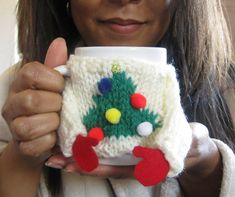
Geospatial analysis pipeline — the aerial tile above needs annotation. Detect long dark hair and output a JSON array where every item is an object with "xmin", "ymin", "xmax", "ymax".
[
  {"xmin": 17, "ymin": 0, "xmax": 235, "ymax": 196},
  {"xmin": 163, "ymin": 0, "xmax": 235, "ymax": 150}
]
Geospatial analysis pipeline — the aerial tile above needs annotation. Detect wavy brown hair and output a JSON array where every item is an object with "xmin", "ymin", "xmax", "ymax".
[
  {"xmin": 164, "ymin": 0, "xmax": 235, "ymax": 147},
  {"xmin": 17, "ymin": 0, "xmax": 235, "ymax": 196}
]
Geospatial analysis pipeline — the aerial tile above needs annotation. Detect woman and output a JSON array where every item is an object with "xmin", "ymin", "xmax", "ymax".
[{"xmin": 0, "ymin": 0, "xmax": 234, "ymax": 196}]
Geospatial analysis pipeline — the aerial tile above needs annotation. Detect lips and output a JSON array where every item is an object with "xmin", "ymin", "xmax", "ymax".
[{"xmin": 98, "ymin": 18, "xmax": 146, "ymax": 34}]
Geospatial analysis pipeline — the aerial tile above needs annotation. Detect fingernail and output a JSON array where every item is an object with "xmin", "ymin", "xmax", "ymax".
[
  {"xmin": 54, "ymin": 65, "xmax": 70, "ymax": 77},
  {"xmin": 45, "ymin": 162, "xmax": 63, "ymax": 169},
  {"xmin": 64, "ymin": 166, "xmax": 75, "ymax": 173},
  {"xmin": 64, "ymin": 169, "xmax": 73, "ymax": 173}
]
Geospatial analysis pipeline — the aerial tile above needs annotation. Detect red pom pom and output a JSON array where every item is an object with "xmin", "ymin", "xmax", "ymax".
[
  {"xmin": 130, "ymin": 93, "xmax": 147, "ymax": 109},
  {"xmin": 88, "ymin": 128, "xmax": 104, "ymax": 142},
  {"xmin": 72, "ymin": 135, "xmax": 99, "ymax": 172},
  {"xmin": 133, "ymin": 146, "xmax": 170, "ymax": 186}
]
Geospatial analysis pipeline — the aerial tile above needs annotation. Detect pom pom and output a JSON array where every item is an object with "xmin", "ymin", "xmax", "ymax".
[
  {"xmin": 98, "ymin": 78, "xmax": 112, "ymax": 95},
  {"xmin": 111, "ymin": 63, "xmax": 121, "ymax": 73},
  {"xmin": 130, "ymin": 93, "xmax": 147, "ymax": 109},
  {"xmin": 137, "ymin": 122, "xmax": 153, "ymax": 136},
  {"xmin": 88, "ymin": 127, "xmax": 105, "ymax": 142},
  {"xmin": 133, "ymin": 146, "xmax": 170, "ymax": 186},
  {"xmin": 105, "ymin": 108, "xmax": 121, "ymax": 124}
]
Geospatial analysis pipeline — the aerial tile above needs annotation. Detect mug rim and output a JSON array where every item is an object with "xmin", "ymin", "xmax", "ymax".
[{"xmin": 74, "ymin": 46, "xmax": 167, "ymax": 64}]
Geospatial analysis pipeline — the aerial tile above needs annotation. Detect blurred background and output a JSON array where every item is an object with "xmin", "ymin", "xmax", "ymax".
[
  {"xmin": 0, "ymin": 0, "xmax": 234, "ymax": 74},
  {"xmin": 0, "ymin": 0, "xmax": 18, "ymax": 73}
]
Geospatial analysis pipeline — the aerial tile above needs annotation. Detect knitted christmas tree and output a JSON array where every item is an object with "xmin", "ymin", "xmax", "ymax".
[{"xmin": 82, "ymin": 69, "xmax": 162, "ymax": 139}]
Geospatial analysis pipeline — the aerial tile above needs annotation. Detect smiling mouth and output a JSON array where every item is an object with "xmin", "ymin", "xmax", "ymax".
[{"xmin": 98, "ymin": 18, "xmax": 146, "ymax": 34}]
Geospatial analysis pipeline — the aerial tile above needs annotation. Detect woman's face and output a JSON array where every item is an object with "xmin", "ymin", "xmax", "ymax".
[{"xmin": 70, "ymin": 0, "xmax": 174, "ymax": 46}]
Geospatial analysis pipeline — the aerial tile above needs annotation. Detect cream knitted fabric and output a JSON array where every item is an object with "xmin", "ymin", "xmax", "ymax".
[{"xmin": 58, "ymin": 55, "xmax": 192, "ymax": 178}]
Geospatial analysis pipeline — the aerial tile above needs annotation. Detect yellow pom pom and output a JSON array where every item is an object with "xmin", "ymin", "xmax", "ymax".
[
  {"xmin": 105, "ymin": 108, "xmax": 121, "ymax": 124},
  {"xmin": 111, "ymin": 63, "xmax": 121, "ymax": 73}
]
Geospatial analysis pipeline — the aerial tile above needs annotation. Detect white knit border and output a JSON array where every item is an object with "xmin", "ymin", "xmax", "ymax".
[{"xmin": 213, "ymin": 139, "xmax": 235, "ymax": 197}]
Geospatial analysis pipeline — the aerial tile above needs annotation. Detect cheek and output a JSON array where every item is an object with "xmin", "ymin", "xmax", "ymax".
[
  {"xmin": 158, "ymin": 6, "xmax": 172, "ymax": 30},
  {"xmin": 149, "ymin": 0, "xmax": 175, "ymax": 20},
  {"xmin": 70, "ymin": 1, "xmax": 98, "ymax": 27},
  {"xmin": 147, "ymin": 4, "xmax": 172, "ymax": 44}
]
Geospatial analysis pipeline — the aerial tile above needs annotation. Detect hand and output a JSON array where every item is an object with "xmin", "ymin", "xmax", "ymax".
[
  {"xmin": 178, "ymin": 122, "xmax": 222, "ymax": 197},
  {"xmin": 46, "ymin": 151, "xmax": 134, "ymax": 179},
  {"xmin": 47, "ymin": 122, "xmax": 222, "ymax": 183},
  {"xmin": 1, "ymin": 38, "xmax": 67, "ymax": 167},
  {"xmin": 183, "ymin": 122, "xmax": 221, "ymax": 177}
]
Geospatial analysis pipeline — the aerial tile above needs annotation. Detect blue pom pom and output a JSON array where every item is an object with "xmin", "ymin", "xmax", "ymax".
[{"xmin": 98, "ymin": 78, "xmax": 112, "ymax": 95}]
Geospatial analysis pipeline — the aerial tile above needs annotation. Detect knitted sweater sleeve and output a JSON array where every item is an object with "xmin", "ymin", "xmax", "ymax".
[
  {"xmin": 0, "ymin": 64, "xmax": 18, "ymax": 154},
  {"xmin": 213, "ymin": 139, "xmax": 235, "ymax": 197},
  {"xmin": 218, "ymin": 88, "xmax": 235, "ymax": 197}
]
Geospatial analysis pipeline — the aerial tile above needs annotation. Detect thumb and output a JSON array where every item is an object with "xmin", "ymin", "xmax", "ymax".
[{"xmin": 44, "ymin": 37, "xmax": 68, "ymax": 68}]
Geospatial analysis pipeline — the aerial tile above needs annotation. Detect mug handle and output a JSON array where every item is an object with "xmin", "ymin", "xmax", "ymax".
[{"xmin": 54, "ymin": 65, "xmax": 71, "ymax": 77}]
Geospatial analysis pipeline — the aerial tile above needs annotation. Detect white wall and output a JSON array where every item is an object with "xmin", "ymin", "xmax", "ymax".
[{"xmin": 0, "ymin": 0, "xmax": 18, "ymax": 74}]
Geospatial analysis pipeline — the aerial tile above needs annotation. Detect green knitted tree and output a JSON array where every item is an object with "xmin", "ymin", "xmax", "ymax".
[{"xmin": 83, "ymin": 68, "xmax": 162, "ymax": 138}]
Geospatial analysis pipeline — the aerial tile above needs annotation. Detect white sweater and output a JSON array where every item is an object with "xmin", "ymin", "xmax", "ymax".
[{"xmin": 0, "ymin": 65, "xmax": 234, "ymax": 197}]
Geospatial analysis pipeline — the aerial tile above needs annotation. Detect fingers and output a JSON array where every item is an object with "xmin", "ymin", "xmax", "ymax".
[
  {"xmin": 46, "ymin": 154, "xmax": 69, "ymax": 169},
  {"xmin": 11, "ymin": 61, "xmax": 65, "ymax": 93},
  {"xmin": 189, "ymin": 122, "xmax": 209, "ymax": 142},
  {"xmin": 185, "ymin": 123, "xmax": 209, "ymax": 158},
  {"xmin": 2, "ymin": 90, "xmax": 62, "ymax": 122},
  {"xmin": 10, "ymin": 112, "xmax": 60, "ymax": 141},
  {"xmin": 10, "ymin": 37, "xmax": 68, "ymax": 93},
  {"xmin": 46, "ymin": 154, "xmax": 134, "ymax": 179},
  {"xmin": 2, "ymin": 37, "xmax": 67, "ymax": 122},
  {"xmin": 19, "ymin": 132, "xmax": 56, "ymax": 157},
  {"xmin": 44, "ymin": 37, "xmax": 68, "ymax": 68},
  {"xmin": 183, "ymin": 122, "xmax": 220, "ymax": 176},
  {"xmin": 183, "ymin": 123, "xmax": 209, "ymax": 169},
  {"xmin": 65, "ymin": 163, "xmax": 134, "ymax": 179},
  {"xmin": 0, "ymin": 38, "xmax": 68, "ymax": 168},
  {"xmin": 8, "ymin": 113, "xmax": 59, "ymax": 161}
]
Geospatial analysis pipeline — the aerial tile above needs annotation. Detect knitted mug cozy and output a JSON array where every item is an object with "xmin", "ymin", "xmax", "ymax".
[{"xmin": 57, "ymin": 47, "xmax": 192, "ymax": 186}]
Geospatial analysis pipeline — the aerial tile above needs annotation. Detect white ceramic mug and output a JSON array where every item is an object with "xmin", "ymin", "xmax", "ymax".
[{"xmin": 55, "ymin": 47, "xmax": 191, "ymax": 185}]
